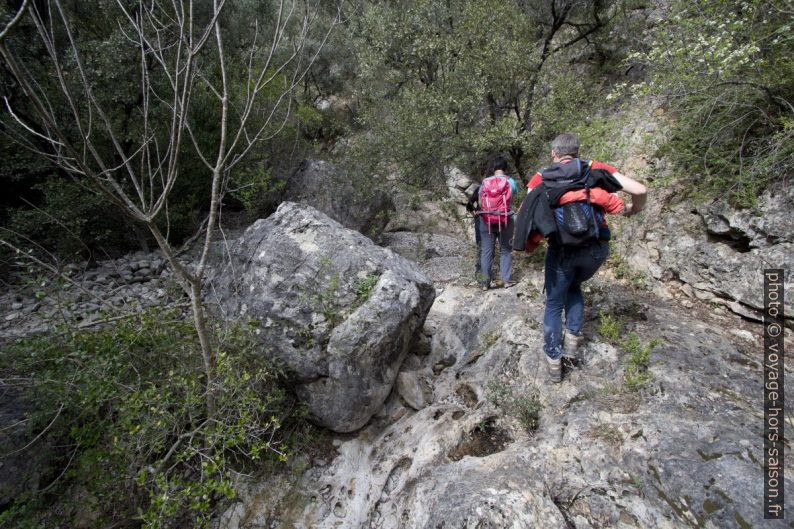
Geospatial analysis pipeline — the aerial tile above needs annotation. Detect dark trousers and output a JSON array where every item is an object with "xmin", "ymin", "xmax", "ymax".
[
  {"xmin": 543, "ymin": 241, "xmax": 609, "ymax": 359},
  {"xmin": 477, "ymin": 217, "xmax": 514, "ymax": 287},
  {"xmin": 474, "ymin": 216, "xmax": 482, "ymax": 278}
]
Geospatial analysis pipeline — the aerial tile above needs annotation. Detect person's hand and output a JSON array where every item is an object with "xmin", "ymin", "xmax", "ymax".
[{"xmin": 622, "ymin": 204, "xmax": 634, "ymax": 217}]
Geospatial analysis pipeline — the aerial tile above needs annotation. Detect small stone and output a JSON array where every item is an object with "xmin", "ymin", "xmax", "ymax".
[
  {"xmin": 730, "ymin": 329, "xmax": 754, "ymax": 342},
  {"xmin": 693, "ymin": 289, "xmax": 715, "ymax": 301},
  {"xmin": 11, "ymin": 302, "xmax": 23, "ymax": 310},
  {"xmin": 5, "ymin": 312, "xmax": 20, "ymax": 321},
  {"xmin": 396, "ymin": 371, "xmax": 431, "ymax": 410}
]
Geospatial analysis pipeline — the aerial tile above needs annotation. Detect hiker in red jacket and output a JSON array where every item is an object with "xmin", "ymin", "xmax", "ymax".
[{"xmin": 527, "ymin": 133, "xmax": 647, "ymax": 383}]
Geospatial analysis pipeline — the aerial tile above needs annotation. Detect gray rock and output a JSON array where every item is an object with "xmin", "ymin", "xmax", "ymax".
[
  {"xmin": 444, "ymin": 165, "xmax": 475, "ymax": 205},
  {"xmin": 698, "ymin": 190, "xmax": 793, "ymax": 249},
  {"xmin": 238, "ymin": 281, "xmax": 792, "ymax": 529},
  {"xmin": 614, "ymin": 186, "xmax": 793, "ymax": 320},
  {"xmin": 284, "ymin": 159, "xmax": 394, "ymax": 237},
  {"xmin": 395, "ymin": 371, "xmax": 432, "ymax": 410},
  {"xmin": 209, "ymin": 202, "xmax": 435, "ymax": 432}
]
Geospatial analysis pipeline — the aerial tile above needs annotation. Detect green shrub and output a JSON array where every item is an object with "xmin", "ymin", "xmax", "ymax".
[
  {"xmin": 622, "ymin": 333, "xmax": 662, "ymax": 391},
  {"xmin": 633, "ymin": 0, "xmax": 794, "ymax": 206},
  {"xmin": 353, "ymin": 274, "xmax": 380, "ymax": 305},
  {"xmin": 228, "ymin": 163, "xmax": 286, "ymax": 222},
  {"xmin": 0, "ymin": 309, "xmax": 308, "ymax": 528},
  {"xmin": 486, "ymin": 382, "xmax": 541, "ymax": 432},
  {"xmin": 598, "ymin": 312, "xmax": 622, "ymax": 343}
]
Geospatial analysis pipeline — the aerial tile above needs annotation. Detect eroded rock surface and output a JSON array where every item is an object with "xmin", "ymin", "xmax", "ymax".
[
  {"xmin": 215, "ymin": 170, "xmax": 793, "ymax": 527},
  {"xmin": 220, "ymin": 275, "xmax": 792, "ymax": 528},
  {"xmin": 615, "ymin": 186, "xmax": 793, "ymax": 321},
  {"xmin": 208, "ymin": 202, "xmax": 435, "ymax": 432}
]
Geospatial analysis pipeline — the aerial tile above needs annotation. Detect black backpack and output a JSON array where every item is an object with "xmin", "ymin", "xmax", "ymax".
[{"xmin": 540, "ymin": 159, "xmax": 601, "ymax": 246}]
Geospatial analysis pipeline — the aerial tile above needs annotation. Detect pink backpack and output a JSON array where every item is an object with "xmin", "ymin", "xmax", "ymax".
[{"xmin": 479, "ymin": 176, "xmax": 512, "ymax": 228}]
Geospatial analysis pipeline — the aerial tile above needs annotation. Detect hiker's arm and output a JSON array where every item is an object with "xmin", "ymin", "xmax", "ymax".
[{"xmin": 613, "ymin": 171, "xmax": 647, "ymax": 216}]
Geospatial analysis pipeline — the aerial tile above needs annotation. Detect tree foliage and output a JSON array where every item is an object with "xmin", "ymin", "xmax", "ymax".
[
  {"xmin": 0, "ymin": 309, "xmax": 308, "ymax": 528},
  {"xmin": 0, "ymin": 0, "xmax": 342, "ymax": 262},
  {"xmin": 347, "ymin": 0, "xmax": 621, "ymax": 182},
  {"xmin": 632, "ymin": 0, "xmax": 794, "ymax": 205}
]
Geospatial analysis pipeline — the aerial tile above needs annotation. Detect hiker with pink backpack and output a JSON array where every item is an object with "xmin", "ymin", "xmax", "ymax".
[{"xmin": 473, "ymin": 156, "xmax": 519, "ymax": 291}]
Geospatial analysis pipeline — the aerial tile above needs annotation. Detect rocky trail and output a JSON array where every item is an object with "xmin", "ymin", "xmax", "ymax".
[
  {"xmin": 0, "ymin": 178, "xmax": 791, "ymax": 528},
  {"xmin": 214, "ymin": 199, "xmax": 792, "ymax": 528}
]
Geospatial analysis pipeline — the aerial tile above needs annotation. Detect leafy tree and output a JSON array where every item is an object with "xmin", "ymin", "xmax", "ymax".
[
  {"xmin": 347, "ymin": 0, "xmax": 620, "ymax": 182},
  {"xmin": 630, "ymin": 0, "xmax": 794, "ymax": 205}
]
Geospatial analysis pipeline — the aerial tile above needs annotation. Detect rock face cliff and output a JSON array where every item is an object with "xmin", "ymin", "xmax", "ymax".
[
  {"xmin": 604, "ymin": 104, "xmax": 793, "ymax": 323},
  {"xmin": 616, "ymin": 185, "xmax": 793, "ymax": 322},
  {"xmin": 208, "ymin": 202, "xmax": 435, "ymax": 432}
]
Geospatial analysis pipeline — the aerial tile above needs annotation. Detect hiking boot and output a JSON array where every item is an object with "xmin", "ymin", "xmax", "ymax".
[
  {"xmin": 481, "ymin": 284, "xmax": 489, "ymax": 292},
  {"xmin": 563, "ymin": 329, "xmax": 582, "ymax": 360},
  {"xmin": 547, "ymin": 356, "xmax": 562, "ymax": 384},
  {"xmin": 503, "ymin": 280, "xmax": 517, "ymax": 288}
]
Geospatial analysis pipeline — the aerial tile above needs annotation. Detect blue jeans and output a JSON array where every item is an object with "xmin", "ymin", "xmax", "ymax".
[
  {"xmin": 478, "ymin": 217, "xmax": 514, "ymax": 287},
  {"xmin": 543, "ymin": 241, "xmax": 609, "ymax": 359}
]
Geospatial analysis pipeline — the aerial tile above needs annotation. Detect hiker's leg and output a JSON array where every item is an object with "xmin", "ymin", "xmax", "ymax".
[
  {"xmin": 478, "ymin": 221, "xmax": 495, "ymax": 287},
  {"xmin": 498, "ymin": 218, "xmax": 514, "ymax": 282},
  {"xmin": 565, "ymin": 242, "xmax": 610, "ymax": 334},
  {"xmin": 543, "ymin": 245, "xmax": 574, "ymax": 360},
  {"xmin": 474, "ymin": 216, "xmax": 482, "ymax": 279},
  {"xmin": 564, "ymin": 283, "xmax": 585, "ymax": 335}
]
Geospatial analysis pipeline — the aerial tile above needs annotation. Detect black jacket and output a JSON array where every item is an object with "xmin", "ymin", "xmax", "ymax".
[
  {"xmin": 511, "ymin": 160, "xmax": 622, "ymax": 251},
  {"xmin": 511, "ymin": 185, "xmax": 556, "ymax": 251}
]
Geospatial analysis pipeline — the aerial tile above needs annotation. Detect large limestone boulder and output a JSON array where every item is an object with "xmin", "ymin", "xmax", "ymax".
[
  {"xmin": 209, "ymin": 202, "xmax": 435, "ymax": 432},
  {"xmin": 284, "ymin": 159, "xmax": 394, "ymax": 237}
]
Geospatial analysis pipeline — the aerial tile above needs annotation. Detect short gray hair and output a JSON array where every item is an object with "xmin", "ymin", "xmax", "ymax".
[{"xmin": 551, "ymin": 133, "xmax": 580, "ymax": 157}]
